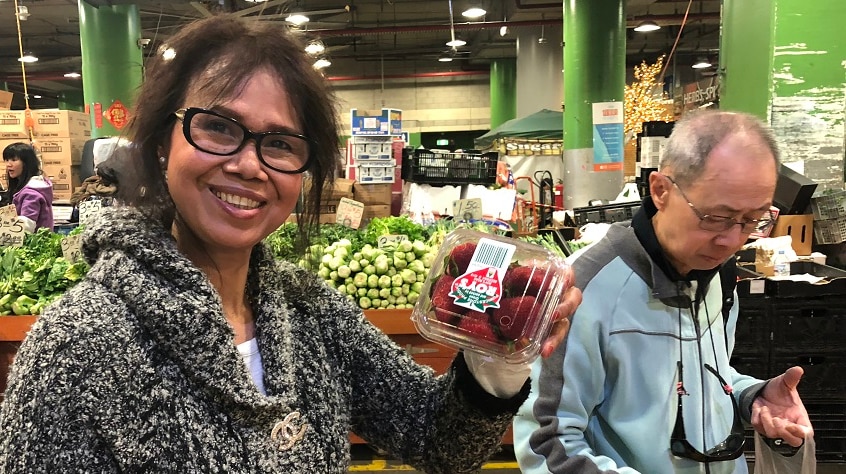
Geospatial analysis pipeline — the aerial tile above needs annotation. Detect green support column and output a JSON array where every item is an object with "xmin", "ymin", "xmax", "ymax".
[
  {"xmin": 561, "ymin": 0, "xmax": 626, "ymax": 208},
  {"xmin": 722, "ymin": 0, "xmax": 846, "ymax": 190},
  {"xmin": 78, "ymin": 1, "xmax": 143, "ymax": 138},
  {"xmin": 719, "ymin": 0, "xmax": 775, "ymax": 119},
  {"xmin": 490, "ymin": 58, "xmax": 516, "ymax": 130},
  {"xmin": 58, "ymin": 90, "xmax": 84, "ymax": 112}
]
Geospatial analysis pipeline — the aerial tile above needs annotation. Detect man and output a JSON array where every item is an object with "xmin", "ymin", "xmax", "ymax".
[{"xmin": 514, "ymin": 110, "xmax": 812, "ymax": 473}]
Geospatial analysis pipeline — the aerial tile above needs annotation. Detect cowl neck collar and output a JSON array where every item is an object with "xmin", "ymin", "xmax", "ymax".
[{"xmin": 81, "ymin": 206, "xmax": 298, "ymax": 425}]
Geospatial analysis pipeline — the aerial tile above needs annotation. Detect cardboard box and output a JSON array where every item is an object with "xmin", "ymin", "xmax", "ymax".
[
  {"xmin": 353, "ymin": 182, "xmax": 392, "ymax": 205},
  {"xmin": 771, "ymin": 214, "xmax": 813, "ymax": 255},
  {"xmin": 0, "ymin": 110, "xmax": 28, "ymax": 139},
  {"xmin": 356, "ymin": 161, "xmax": 396, "ymax": 183},
  {"xmin": 362, "ymin": 204, "xmax": 391, "ymax": 223},
  {"xmin": 31, "ymin": 110, "xmax": 92, "ymax": 140},
  {"xmin": 42, "ymin": 164, "xmax": 81, "ymax": 202},
  {"xmin": 0, "ymin": 91, "xmax": 12, "ymax": 110},
  {"xmin": 34, "ymin": 137, "xmax": 86, "ymax": 166}
]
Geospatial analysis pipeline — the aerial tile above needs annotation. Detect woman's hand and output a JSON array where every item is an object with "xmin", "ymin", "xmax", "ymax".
[{"xmin": 540, "ymin": 266, "xmax": 581, "ymax": 358}]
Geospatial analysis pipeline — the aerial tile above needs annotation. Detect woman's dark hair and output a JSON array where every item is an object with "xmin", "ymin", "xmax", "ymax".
[
  {"xmin": 3, "ymin": 142, "xmax": 42, "ymax": 197},
  {"xmin": 126, "ymin": 15, "xmax": 340, "ymax": 254}
]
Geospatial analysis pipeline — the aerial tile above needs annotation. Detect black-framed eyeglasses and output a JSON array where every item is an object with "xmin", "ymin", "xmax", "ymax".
[
  {"xmin": 670, "ymin": 361, "xmax": 746, "ymax": 462},
  {"xmin": 174, "ymin": 107, "xmax": 313, "ymax": 174},
  {"xmin": 664, "ymin": 175, "xmax": 774, "ymax": 234}
]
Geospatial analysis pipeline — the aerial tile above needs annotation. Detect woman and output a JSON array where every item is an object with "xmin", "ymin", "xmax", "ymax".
[
  {"xmin": 2, "ymin": 142, "xmax": 54, "ymax": 232},
  {"xmin": 0, "ymin": 17, "xmax": 580, "ymax": 472}
]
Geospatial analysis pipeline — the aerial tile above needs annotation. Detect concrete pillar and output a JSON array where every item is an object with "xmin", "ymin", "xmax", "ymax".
[{"xmin": 516, "ymin": 25, "xmax": 563, "ymax": 117}]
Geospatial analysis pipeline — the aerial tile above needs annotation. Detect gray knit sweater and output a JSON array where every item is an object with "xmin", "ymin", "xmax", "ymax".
[{"xmin": 0, "ymin": 208, "xmax": 528, "ymax": 473}]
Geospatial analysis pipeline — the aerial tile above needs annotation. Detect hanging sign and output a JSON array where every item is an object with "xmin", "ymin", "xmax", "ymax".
[
  {"xmin": 105, "ymin": 99, "xmax": 129, "ymax": 130},
  {"xmin": 592, "ymin": 101, "xmax": 624, "ymax": 172}
]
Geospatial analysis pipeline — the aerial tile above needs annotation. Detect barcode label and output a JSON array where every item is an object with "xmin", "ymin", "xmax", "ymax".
[
  {"xmin": 0, "ymin": 118, "xmax": 20, "ymax": 125},
  {"xmin": 468, "ymin": 238, "xmax": 516, "ymax": 274},
  {"xmin": 38, "ymin": 118, "xmax": 60, "ymax": 125}
]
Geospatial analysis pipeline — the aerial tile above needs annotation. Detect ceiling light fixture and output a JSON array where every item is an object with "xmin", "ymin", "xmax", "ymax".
[
  {"xmin": 305, "ymin": 40, "xmax": 325, "ymax": 55},
  {"xmin": 633, "ymin": 20, "xmax": 660, "ymax": 32},
  {"xmin": 18, "ymin": 52, "xmax": 38, "ymax": 63},
  {"xmin": 438, "ymin": 54, "xmax": 453, "ymax": 62},
  {"xmin": 499, "ymin": 25, "xmax": 508, "ymax": 37},
  {"xmin": 691, "ymin": 56, "xmax": 713, "ymax": 69},
  {"xmin": 16, "ymin": 5, "xmax": 30, "ymax": 21},
  {"xmin": 445, "ymin": 0, "xmax": 466, "ymax": 49},
  {"xmin": 462, "ymin": 6, "xmax": 486, "ymax": 19},
  {"xmin": 286, "ymin": 12, "xmax": 310, "ymax": 26},
  {"xmin": 313, "ymin": 58, "xmax": 332, "ymax": 69},
  {"xmin": 446, "ymin": 38, "xmax": 466, "ymax": 48},
  {"xmin": 64, "ymin": 72, "xmax": 81, "ymax": 78}
]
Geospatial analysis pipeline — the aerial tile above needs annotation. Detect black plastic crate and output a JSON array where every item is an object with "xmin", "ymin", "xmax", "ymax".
[
  {"xmin": 572, "ymin": 201, "xmax": 642, "ymax": 226},
  {"xmin": 765, "ymin": 262, "xmax": 846, "ymax": 298},
  {"xmin": 733, "ymin": 299, "xmax": 772, "ymax": 354},
  {"xmin": 806, "ymin": 402, "xmax": 846, "ymax": 461},
  {"xmin": 730, "ymin": 352, "xmax": 770, "ymax": 380},
  {"xmin": 771, "ymin": 300, "xmax": 846, "ymax": 353},
  {"xmin": 770, "ymin": 354, "xmax": 846, "ymax": 401},
  {"xmin": 405, "ymin": 149, "xmax": 498, "ymax": 185}
]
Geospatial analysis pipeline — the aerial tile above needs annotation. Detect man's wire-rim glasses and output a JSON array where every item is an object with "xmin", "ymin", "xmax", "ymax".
[
  {"xmin": 664, "ymin": 174, "xmax": 774, "ymax": 234},
  {"xmin": 174, "ymin": 107, "xmax": 313, "ymax": 174},
  {"xmin": 670, "ymin": 361, "xmax": 747, "ymax": 462}
]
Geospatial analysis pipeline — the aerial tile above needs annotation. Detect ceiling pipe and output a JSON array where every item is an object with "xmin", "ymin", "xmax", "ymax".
[
  {"xmin": 307, "ymin": 13, "xmax": 718, "ymax": 38},
  {"xmin": 327, "ymin": 70, "xmax": 489, "ymax": 82}
]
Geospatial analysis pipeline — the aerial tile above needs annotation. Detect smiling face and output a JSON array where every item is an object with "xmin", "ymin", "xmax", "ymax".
[
  {"xmin": 651, "ymin": 132, "xmax": 778, "ymax": 275},
  {"xmin": 165, "ymin": 68, "xmax": 305, "ymax": 257},
  {"xmin": 4, "ymin": 157, "xmax": 23, "ymax": 179}
]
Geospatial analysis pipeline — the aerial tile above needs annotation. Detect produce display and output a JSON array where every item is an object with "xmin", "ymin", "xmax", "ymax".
[
  {"xmin": 0, "ymin": 216, "xmax": 571, "ymax": 317},
  {"xmin": 411, "ymin": 228, "xmax": 572, "ymax": 363},
  {"xmin": 0, "ymin": 228, "xmax": 89, "ymax": 315}
]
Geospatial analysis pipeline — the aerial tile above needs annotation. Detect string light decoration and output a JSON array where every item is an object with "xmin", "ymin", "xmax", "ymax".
[{"xmin": 624, "ymin": 55, "xmax": 674, "ymax": 142}]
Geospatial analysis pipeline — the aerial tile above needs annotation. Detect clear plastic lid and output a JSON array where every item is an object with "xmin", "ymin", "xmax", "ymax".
[{"xmin": 411, "ymin": 228, "xmax": 571, "ymax": 364}]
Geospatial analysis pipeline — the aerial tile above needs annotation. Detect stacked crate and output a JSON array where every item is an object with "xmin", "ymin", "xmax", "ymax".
[
  {"xmin": 0, "ymin": 110, "xmax": 91, "ymax": 203},
  {"xmin": 811, "ymin": 191, "xmax": 846, "ymax": 245},
  {"xmin": 735, "ymin": 263, "xmax": 846, "ymax": 461}
]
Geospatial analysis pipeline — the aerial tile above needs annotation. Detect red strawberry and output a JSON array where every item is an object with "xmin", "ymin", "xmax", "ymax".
[
  {"xmin": 493, "ymin": 296, "xmax": 541, "ymax": 341},
  {"xmin": 458, "ymin": 310, "xmax": 498, "ymax": 342},
  {"xmin": 503, "ymin": 266, "xmax": 548, "ymax": 298},
  {"xmin": 445, "ymin": 242, "xmax": 477, "ymax": 277},
  {"xmin": 430, "ymin": 274, "xmax": 465, "ymax": 324}
]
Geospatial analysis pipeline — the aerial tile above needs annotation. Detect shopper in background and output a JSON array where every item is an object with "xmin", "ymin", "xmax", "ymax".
[
  {"xmin": 514, "ymin": 110, "xmax": 812, "ymax": 474},
  {"xmin": 2, "ymin": 142, "xmax": 53, "ymax": 232},
  {"xmin": 0, "ymin": 16, "xmax": 581, "ymax": 473}
]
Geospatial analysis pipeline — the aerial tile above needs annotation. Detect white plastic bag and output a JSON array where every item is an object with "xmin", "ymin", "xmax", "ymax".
[{"xmin": 753, "ymin": 432, "xmax": 816, "ymax": 474}]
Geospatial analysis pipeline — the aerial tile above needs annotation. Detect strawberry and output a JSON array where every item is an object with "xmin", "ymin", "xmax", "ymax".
[
  {"xmin": 458, "ymin": 310, "xmax": 498, "ymax": 342},
  {"xmin": 430, "ymin": 274, "xmax": 465, "ymax": 324},
  {"xmin": 503, "ymin": 265, "xmax": 548, "ymax": 298},
  {"xmin": 445, "ymin": 242, "xmax": 477, "ymax": 277},
  {"xmin": 493, "ymin": 296, "xmax": 541, "ymax": 341}
]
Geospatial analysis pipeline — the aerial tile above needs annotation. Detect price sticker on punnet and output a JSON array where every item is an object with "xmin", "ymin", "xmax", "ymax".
[
  {"xmin": 412, "ymin": 228, "xmax": 572, "ymax": 364},
  {"xmin": 0, "ymin": 204, "xmax": 25, "ymax": 247}
]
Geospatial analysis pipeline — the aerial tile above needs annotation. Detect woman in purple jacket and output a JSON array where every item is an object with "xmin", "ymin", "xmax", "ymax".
[{"xmin": 3, "ymin": 142, "xmax": 54, "ymax": 232}]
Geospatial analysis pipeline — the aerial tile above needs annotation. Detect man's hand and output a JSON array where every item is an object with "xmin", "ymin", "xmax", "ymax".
[
  {"xmin": 540, "ymin": 266, "xmax": 582, "ymax": 358},
  {"xmin": 751, "ymin": 366, "xmax": 813, "ymax": 447}
]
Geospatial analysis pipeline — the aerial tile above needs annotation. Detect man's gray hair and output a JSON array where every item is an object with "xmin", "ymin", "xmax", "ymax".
[{"xmin": 659, "ymin": 109, "xmax": 780, "ymax": 186}]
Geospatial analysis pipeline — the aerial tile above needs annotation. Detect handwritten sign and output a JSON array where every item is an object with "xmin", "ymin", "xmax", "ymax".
[
  {"xmin": 335, "ymin": 197, "xmax": 365, "ymax": 229},
  {"xmin": 0, "ymin": 205, "xmax": 24, "ymax": 247},
  {"xmin": 377, "ymin": 234, "xmax": 409, "ymax": 249},
  {"xmin": 78, "ymin": 199, "xmax": 103, "ymax": 228},
  {"xmin": 452, "ymin": 198, "xmax": 483, "ymax": 221},
  {"xmin": 61, "ymin": 234, "xmax": 83, "ymax": 263}
]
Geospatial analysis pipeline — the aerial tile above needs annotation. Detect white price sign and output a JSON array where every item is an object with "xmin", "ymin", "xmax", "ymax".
[
  {"xmin": 78, "ymin": 199, "xmax": 103, "ymax": 228},
  {"xmin": 0, "ymin": 204, "xmax": 24, "ymax": 247},
  {"xmin": 377, "ymin": 234, "xmax": 409, "ymax": 249},
  {"xmin": 335, "ymin": 197, "xmax": 365, "ymax": 229},
  {"xmin": 452, "ymin": 198, "xmax": 483, "ymax": 221},
  {"xmin": 61, "ymin": 234, "xmax": 83, "ymax": 263}
]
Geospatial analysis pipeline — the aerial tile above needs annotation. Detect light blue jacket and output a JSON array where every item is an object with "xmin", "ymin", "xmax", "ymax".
[{"xmin": 514, "ymin": 223, "xmax": 766, "ymax": 474}]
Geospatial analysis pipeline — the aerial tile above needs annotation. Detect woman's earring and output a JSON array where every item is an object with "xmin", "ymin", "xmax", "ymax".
[{"xmin": 159, "ymin": 156, "xmax": 167, "ymax": 165}]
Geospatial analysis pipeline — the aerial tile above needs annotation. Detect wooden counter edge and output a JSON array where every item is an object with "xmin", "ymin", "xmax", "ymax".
[
  {"xmin": 0, "ymin": 315, "xmax": 37, "ymax": 342},
  {"xmin": 363, "ymin": 308, "xmax": 416, "ymax": 334}
]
